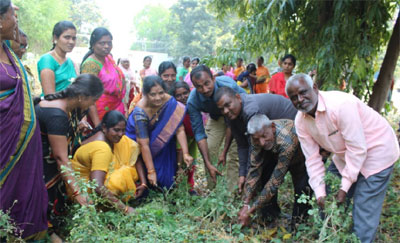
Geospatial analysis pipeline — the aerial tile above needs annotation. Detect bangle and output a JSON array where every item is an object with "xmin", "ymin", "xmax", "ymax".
[
  {"xmin": 124, "ymin": 205, "xmax": 129, "ymax": 214},
  {"xmin": 141, "ymin": 183, "xmax": 148, "ymax": 189},
  {"xmin": 147, "ymin": 169, "xmax": 156, "ymax": 175},
  {"xmin": 72, "ymin": 191, "xmax": 79, "ymax": 198}
]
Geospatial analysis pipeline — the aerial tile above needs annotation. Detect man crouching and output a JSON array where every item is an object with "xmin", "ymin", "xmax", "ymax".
[{"xmin": 238, "ymin": 115, "xmax": 312, "ymax": 228}]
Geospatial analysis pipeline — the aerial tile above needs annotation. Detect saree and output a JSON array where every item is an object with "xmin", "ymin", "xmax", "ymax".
[
  {"xmin": 106, "ymin": 136, "xmax": 140, "ymax": 200},
  {"xmin": 82, "ymin": 55, "xmax": 126, "ymax": 120},
  {"xmin": 71, "ymin": 136, "xmax": 140, "ymax": 201},
  {"xmin": 268, "ymin": 72, "xmax": 289, "ymax": 98},
  {"xmin": 37, "ymin": 53, "xmax": 77, "ymax": 95},
  {"xmin": 0, "ymin": 43, "xmax": 48, "ymax": 240},
  {"xmin": 126, "ymin": 97, "xmax": 186, "ymax": 189}
]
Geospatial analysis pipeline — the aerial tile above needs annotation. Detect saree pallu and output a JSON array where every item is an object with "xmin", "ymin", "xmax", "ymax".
[
  {"xmin": 96, "ymin": 55, "xmax": 126, "ymax": 120},
  {"xmin": 268, "ymin": 72, "xmax": 289, "ymax": 98},
  {"xmin": 0, "ymin": 43, "xmax": 48, "ymax": 240},
  {"xmin": 106, "ymin": 136, "xmax": 141, "ymax": 201},
  {"xmin": 70, "ymin": 136, "xmax": 141, "ymax": 201},
  {"xmin": 126, "ymin": 97, "xmax": 186, "ymax": 189}
]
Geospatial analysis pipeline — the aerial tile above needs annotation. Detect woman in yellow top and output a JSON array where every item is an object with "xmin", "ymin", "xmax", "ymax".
[{"xmin": 71, "ymin": 110, "xmax": 147, "ymax": 214}]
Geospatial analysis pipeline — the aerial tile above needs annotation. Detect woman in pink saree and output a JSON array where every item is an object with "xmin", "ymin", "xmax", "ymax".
[{"xmin": 81, "ymin": 27, "xmax": 126, "ymax": 120}]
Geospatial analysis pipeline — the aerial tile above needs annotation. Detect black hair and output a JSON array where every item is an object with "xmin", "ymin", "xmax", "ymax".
[
  {"xmin": 51, "ymin": 21, "xmax": 76, "ymax": 50},
  {"xmin": 143, "ymin": 56, "xmax": 152, "ymax": 62},
  {"xmin": 215, "ymin": 71, "xmax": 225, "ymax": 77},
  {"xmin": 182, "ymin": 56, "xmax": 190, "ymax": 64},
  {"xmin": 215, "ymin": 86, "xmax": 238, "ymax": 103},
  {"xmin": 258, "ymin": 56, "xmax": 264, "ymax": 62},
  {"xmin": 158, "ymin": 61, "xmax": 177, "ymax": 76},
  {"xmin": 142, "ymin": 75, "xmax": 167, "ymax": 95},
  {"xmin": 0, "ymin": 0, "xmax": 11, "ymax": 15},
  {"xmin": 34, "ymin": 74, "xmax": 104, "ymax": 105},
  {"xmin": 81, "ymin": 27, "xmax": 113, "ymax": 66},
  {"xmin": 117, "ymin": 58, "xmax": 121, "ymax": 66},
  {"xmin": 83, "ymin": 110, "xmax": 126, "ymax": 141},
  {"xmin": 191, "ymin": 57, "xmax": 200, "ymax": 64},
  {"xmin": 281, "ymin": 54, "xmax": 296, "ymax": 66},
  {"xmin": 102, "ymin": 110, "xmax": 127, "ymax": 128},
  {"xmin": 237, "ymin": 58, "xmax": 243, "ymax": 62},
  {"xmin": 190, "ymin": 64, "xmax": 213, "ymax": 84},
  {"xmin": 247, "ymin": 63, "xmax": 257, "ymax": 73},
  {"xmin": 171, "ymin": 81, "xmax": 190, "ymax": 97}
]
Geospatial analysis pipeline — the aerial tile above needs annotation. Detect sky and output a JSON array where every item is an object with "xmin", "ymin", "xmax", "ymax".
[{"xmin": 96, "ymin": 0, "xmax": 177, "ymax": 53}]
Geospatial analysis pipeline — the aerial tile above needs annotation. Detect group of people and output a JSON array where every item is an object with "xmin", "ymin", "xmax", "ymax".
[{"xmin": 1, "ymin": 1, "xmax": 399, "ymax": 243}]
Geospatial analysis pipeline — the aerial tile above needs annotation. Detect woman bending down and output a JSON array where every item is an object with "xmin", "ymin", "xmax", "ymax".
[
  {"xmin": 126, "ymin": 76, "xmax": 193, "ymax": 189},
  {"xmin": 71, "ymin": 110, "xmax": 148, "ymax": 214}
]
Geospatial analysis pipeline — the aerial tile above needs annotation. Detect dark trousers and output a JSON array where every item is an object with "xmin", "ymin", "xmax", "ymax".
[
  {"xmin": 258, "ymin": 155, "xmax": 281, "ymax": 219},
  {"xmin": 290, "ymin": 161, "xmax": 313, "ymax": 225},
  {"xmin": 258, "ymin": 152, "xmax": 312, "ymax": 225}
]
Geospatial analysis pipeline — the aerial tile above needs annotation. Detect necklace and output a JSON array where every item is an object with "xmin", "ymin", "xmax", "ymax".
[
  {"xmin": 52, "ymin": 50, "xmax": 66, "ymax": 64},
  {"xmin": 149, "ymin": 107, "xmax": 161, "ymax": 122},
  {"xmin": 0, "ymin": 61, "xmax": 20, "ymax": 80}
]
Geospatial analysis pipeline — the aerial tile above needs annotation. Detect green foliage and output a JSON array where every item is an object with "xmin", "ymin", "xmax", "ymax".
[
  {"xmin": 168, "ymin": 0, "xmax": 218, "ymax": 59},
  {"xmin": 69, "ymin": 0, "xmax": 106, "ymax": 47},
  {"xmin": 2, "ymin": 159, "xmax": 399, "ymax": 241},
  {"xmin": 14, "ymin": 0, "xmax": 71, "ymax": 54},
  {"xmin": 0, "ymin": 206, "xmax": 23, "ymax": 242},
  {"xmin": 60, "ymin": 159, "xmax": 400, "ymax": 242},
  {"xmin": 132, "ymin": 5, "xmax": 170, "ymax": 53},
  {"xmin": 208, "ymin": 0, "xmax": 399, "ymax": 96},
  {"xmin": 292, "ymin": 173, "xmax": 360, "ymax": 242},
  {"xmin": 65, "ymin": 172, "xmax": 242, "ymax": 242},
  {"xmin": 131, "ymin": 0, "xmax": 238, "ymax": 61},
  {"xmin": 14, "ymin": 0, "xmax": 105, "ymax": 54}
]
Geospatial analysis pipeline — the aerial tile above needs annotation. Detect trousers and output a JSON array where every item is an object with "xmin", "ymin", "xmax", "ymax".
[
  {"xmin": 352, "ymin": 165, "xmax": 393, "ymax": 243},
  {"xmin": 327, "ymin": 162, "xmax": 394, "ymax": 243},
  {"xmin": 205, "ymin": 116, "xmax": 239, "ymax": 191}
]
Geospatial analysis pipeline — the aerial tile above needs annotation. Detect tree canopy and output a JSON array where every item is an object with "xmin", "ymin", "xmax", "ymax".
[
  {"xmin": 131, "ymin": 5, "xmax": 170, "ymax": 53},
  {"xmin": 14, "ymin": 0, "xmax": 71, "ymax": 53},
  {"xmin": 14, "ymin": 0, "xmax": 105, "ymax": 54},
  {"xmin": 209, "ymin": 0, "xmax": 399, "ymax": 105},
  {"xmin": 131, "ymin": 0, "xmax": 238, "ymax": 62}
]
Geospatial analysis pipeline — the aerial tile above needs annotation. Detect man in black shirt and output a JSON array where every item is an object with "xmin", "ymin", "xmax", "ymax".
[
  {"xmin": 216, "ymin": 86, "xmax": 298, "ymax": 190},
  {"xmin": 216, "ymin": 86, "xmax": 298, "ymax": 218}
]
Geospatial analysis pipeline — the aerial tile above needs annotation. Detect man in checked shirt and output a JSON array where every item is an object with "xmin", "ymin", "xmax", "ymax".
[{"xmin": 238, "ymin": 114, "xmax": 312, "ymax": 228}]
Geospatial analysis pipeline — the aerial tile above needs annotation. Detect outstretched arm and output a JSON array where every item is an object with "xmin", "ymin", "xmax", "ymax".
[
  {"xmin": 218, "ymin": 126, "xmax": 233, "ymax": 166},
  {"xmin": 176, "ymin": 124, "xmax": 194, "ymax": 167},
  {"xmin": 48, "ymin": 134, "xmax": 89, "ymax": 206},
  {"xmin": 197, "ymin": 139, "xmax": 222, "ymax": 183},
  {"xmin": 136, "ymin": 137, "xmax": 157, "ymax": 186},
  {"xmin": 90, "ymin": 171, "xmax": 134, "ymax": 214}
]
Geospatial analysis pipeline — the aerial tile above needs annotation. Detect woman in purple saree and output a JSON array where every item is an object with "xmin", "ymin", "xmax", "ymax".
[
  {"xmin": 0, "ymin": 1, "xmax": 47, "ymax": 240},
  {"xmin": 126, "ymin": 76, "xmax": 193, "ymax": 189}
]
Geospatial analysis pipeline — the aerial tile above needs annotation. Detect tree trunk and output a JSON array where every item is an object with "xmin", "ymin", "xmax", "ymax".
[{"xmin": 368, "ymin": 12, "xmax": 400, "ymax": 112}]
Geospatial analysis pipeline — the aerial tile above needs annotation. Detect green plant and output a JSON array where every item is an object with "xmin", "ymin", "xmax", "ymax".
[
  {"xmin": 60, "ymin": 157, "xmax": 399, "ymax": 242},
  {"xmin": 0, "ymin": 205, "xmax": 24, "ymax": 242}
]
